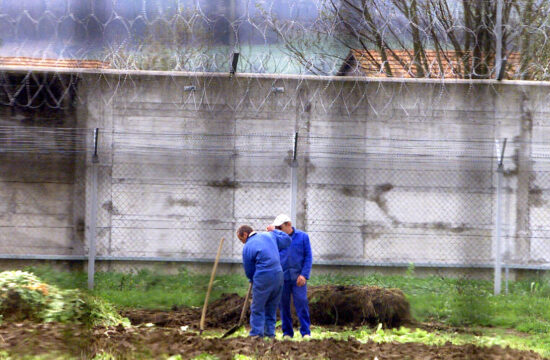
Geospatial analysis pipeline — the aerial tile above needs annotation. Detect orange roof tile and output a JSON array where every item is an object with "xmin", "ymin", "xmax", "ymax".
[
  {"xmin": 0, "ymin": 57, "xmax": 110, "ymax": 69},
  {"xmin": 338, "ymin": 49, "xmax": 520, "ymax": 79}
]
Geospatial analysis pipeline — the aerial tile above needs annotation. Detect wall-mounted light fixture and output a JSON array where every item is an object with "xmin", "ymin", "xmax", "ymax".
[
  {"xmin": 271, "ymin": 87, "xmax": 285, "ymax": 93},
  {"xmin": 184, "ymin": 85, "xmax": 196, "ymax": 92}
]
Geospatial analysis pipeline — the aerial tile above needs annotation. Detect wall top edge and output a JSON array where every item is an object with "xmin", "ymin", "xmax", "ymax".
[{"xmin": 2, "ymin": 65, "xmax": 550, "ymax": 87}]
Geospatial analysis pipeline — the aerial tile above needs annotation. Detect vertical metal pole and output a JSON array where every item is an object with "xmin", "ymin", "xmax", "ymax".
[
  {"xmin": 88, "ymin": 128, "xmax": 100, "ymax": 290},
  {"xmin": 505, "ymin": 265, "xmax": 509, "ymax": 294},
  {"xmin": 503, "ymin": 137, "xmax": 509, "ymax": 294},
  {"xmin": 495, "ymin": 161, "xmax": 503, "ymax": 295},
  {"xmin": 494, "ymin": 138, "xmax": 507, "ymax": 295},
  {"xmin": 495, "ymin": 0, "xmax": 504, "ymax": 79},
  {"xmin": 290, "ymin": 132, "xmax": 299, "ymax": 225}
]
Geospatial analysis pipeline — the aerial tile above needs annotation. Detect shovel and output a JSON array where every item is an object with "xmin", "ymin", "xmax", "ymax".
[{"xmin": 222, "ymin": 282, "xmax": 252, "ymax": 338}]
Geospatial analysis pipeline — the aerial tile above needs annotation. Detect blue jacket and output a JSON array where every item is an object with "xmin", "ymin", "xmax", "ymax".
[
  {"xmin": 242, "ymin": 230, "xmax": 291, "ymax": 282},
  {"xmin": 280, "ymin": 228, "xmax": 313, "ymax": 281}
]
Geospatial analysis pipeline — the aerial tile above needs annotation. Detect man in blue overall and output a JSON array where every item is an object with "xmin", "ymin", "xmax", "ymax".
[
  {"xmin": 267, "ymin": 214, "xmax": 313, "ymax": 338},
  {"xmin": 237, "ymin": 224, "xmax": 291, "ymax": 338}
]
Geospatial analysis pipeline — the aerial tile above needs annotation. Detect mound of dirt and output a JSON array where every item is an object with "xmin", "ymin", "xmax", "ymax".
[
  {"xmin": 204, "ymin": 293, "xmax": 252, "ymax": 327},
  {"xmin": 307, "ymin": 285, "xmax": 411, "ymax": 328},
  {"xmin": 123, "ymin": 285, "xmax": 411, "ymax": 329}
]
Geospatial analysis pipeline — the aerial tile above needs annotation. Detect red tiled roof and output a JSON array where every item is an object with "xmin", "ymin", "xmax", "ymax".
[
  {"xmin": 0, "ymin": 57, "xmax": 110, "ymax": 69},
  {"xmin": 338, "ymin": 49, "xmax": 520, "ymax": 79}
]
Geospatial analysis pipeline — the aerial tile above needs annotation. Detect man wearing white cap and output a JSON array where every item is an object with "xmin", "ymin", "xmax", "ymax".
[
  {"xmin": 237, "ymin": 224, "xmax": 291, "ymax": 338},
  {"xmin": 267, "ymin": 214, "xmax": 312, "ymax": 338}
]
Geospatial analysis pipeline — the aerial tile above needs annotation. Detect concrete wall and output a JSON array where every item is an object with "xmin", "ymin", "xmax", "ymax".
[
  {"xmin": 0, "ymin": 73, "xmax": 83, "ymax": 256},
  {"xmin": 73, "ymin": 73, "xmax": 550, "ymax": 268},
  {"xmin": 2, "ymin": 70, "xmax": 550, "ymax": 270}
]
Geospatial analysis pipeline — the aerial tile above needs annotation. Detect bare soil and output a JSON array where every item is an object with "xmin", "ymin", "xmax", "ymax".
[{"xmin": 0, "ymin": 322, "xmax": 545, "ymax": 360}]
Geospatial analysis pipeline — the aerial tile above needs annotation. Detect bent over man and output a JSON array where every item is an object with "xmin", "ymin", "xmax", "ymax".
[
  {"xmin": 237, "ymin": 224, "xmax": 291, "ymax": 338},
  {"xmin": 267, "ymin": 214, "xmax": 312, "ymax": 338}
]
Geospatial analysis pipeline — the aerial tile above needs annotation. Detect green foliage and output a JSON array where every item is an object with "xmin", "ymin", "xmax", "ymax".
[
  {"xmin": 0, "ymin": 270, "xmax": 127, "ymax": 327},
  {"xmin": 5, "ymin": 267, "xmax": 550, "ymax": 358},
  {"xmin": 18, "ymin": 266, "xmax": 550, "ymax": 344},
  {"xmin": 92, "ymin": 353, "xmax": 117, "ymax": 360},
  {"xmin": 25, "ymin": 266, "xmax": 87, "ymax": 290},
  {"xmin": 301, "ymin": 325, "xmax": 550, "ymax": 357},
  {"xmin": 0, "ymin": 271, "xmax": 48, "ymax": 321},
  {"xmin": 232, "ymin": 355, "xmax": 254, "ymax": 360}
]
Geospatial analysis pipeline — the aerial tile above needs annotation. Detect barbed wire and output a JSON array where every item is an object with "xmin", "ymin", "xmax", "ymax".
[{"xmin": 1, "ymin": 1, "xmax": 550, "ymax": 81}]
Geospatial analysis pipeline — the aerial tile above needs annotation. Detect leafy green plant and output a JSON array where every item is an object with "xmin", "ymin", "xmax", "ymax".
[
  {"xmin": 0, "ymin": 270, "xmax": 52, "ymax": 321},
  {"xmin": 233, "ymin": 355, "xmax": 254, "ymax": 360},
  {"xmin": 92, "ymin": 353, "xmax": 117, "ymax": 360},
  {"xmin": 0, "ymin": 271, "xmax": 127, "ymax": 327}
]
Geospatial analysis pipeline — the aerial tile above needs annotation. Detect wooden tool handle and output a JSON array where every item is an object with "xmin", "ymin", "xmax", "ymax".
[
  {"xmin": 238, "ymin": 282, "xmax": 253, "ymax": 326},
  {"xmin": 200, "ymin": 237, "xmax": 225, "ymax": 333}
]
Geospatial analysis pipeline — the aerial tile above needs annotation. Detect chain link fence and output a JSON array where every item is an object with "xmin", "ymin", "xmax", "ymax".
[
  {"xmin": 96, "ymin": 132, "xmax": 294, "ymax": 263},
  {"xmin": 305, "ymin": 138, "xmax": 497, "ymax": 267},
  {"xmin": 1, "ymin": 124, "xmax": 550, "ymax": 292}
]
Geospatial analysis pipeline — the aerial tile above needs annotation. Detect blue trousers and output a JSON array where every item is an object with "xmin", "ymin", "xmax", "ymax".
[
  {"xmin": 280, "ymin": 279, "xmax": 311, "ymax": 337},
  {"xmin": 250, "ymin": 271, "xmax": 283, "ymax": 337}
]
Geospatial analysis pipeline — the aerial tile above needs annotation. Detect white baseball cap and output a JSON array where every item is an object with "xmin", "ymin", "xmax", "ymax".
[{"xmin": 273, "ymin": 214, "xmax": 292, "ymax": 227}]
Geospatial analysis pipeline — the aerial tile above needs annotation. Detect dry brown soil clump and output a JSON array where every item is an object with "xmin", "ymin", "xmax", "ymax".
[
  {"xmin": 308, "ymin": 285, "xmax": 411, "ymax": 327},
  {"xmin": 123, "ymin": 285, "xmax": 412, "ymax": 329},
  {"xmin": 0, "ymin": 322, "xmax": 545, "ymax": 360}
]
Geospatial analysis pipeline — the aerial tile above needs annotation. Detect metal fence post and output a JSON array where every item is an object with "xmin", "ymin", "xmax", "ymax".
[
  {"xmin": 88, "ymin": 128, "xmax": 100, "ymax": 290},
  {"xmin": 290, "ymin": 132, "xmax": 299, "ymax": 225},
  {"xmin": 495, "ymin": 0, "xmax": 504, "ymax": 80},
  {"xmin": 494, "ymin": 138, "xmax": 507, "ymax": 295}
]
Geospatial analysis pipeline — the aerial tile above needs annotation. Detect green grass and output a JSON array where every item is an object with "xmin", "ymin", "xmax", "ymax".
[
  {"xmin": 28, "ymin": 265, "xmax": 250, "ymax": 310},
  {"xmin": 22, "ymin": 265, "xmax": 550, "ymax": 355}
]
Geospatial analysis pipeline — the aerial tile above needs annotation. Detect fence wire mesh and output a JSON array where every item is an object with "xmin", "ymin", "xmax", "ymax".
[
  {"xmin": 99, "ymin": 132, "xmax": 294, "ymax": 262},
  {"xmin": 1, "ymin": 126, "xmax": 550, "ymax": 279}
]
